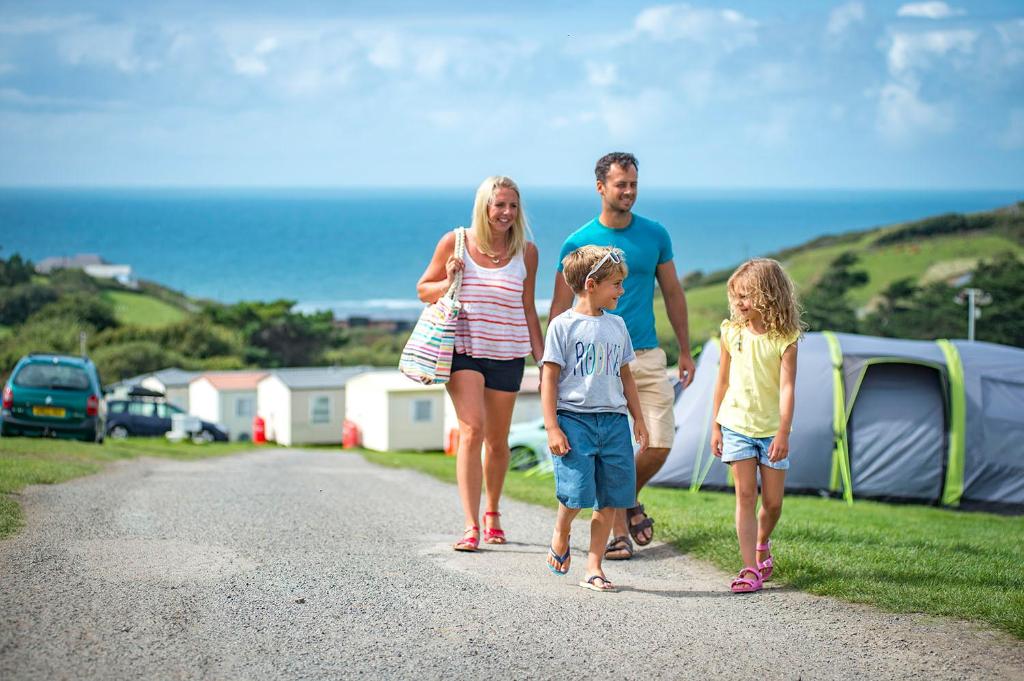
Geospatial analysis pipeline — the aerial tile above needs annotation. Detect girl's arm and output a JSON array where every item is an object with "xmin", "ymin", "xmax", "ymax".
[
  {"xmin": 542, "ymin": 362, "xmax": 569, "ymax": 455},
  {"xmin": 710, "ymin": 339, "xmax": 731, "ymax": 457},
  {"xmin": 416, "ymin": 232, "xmax": 460, "ymax": 304},
  {"xmin": 521, "ymin": 242, "xmax": 545, "ymax": 363},
  {"xmin": 768, "ymin": 343, "xmax": 799, "ymax": 462},
  {"xmin": 621, "ymin": 364, "xmax": 648, "ymax": 453}
]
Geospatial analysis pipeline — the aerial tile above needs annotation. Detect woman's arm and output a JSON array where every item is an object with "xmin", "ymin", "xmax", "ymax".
[
  {"xmin": 521, "ymin": 242, "xmax": 545, "ymax": 363},
  {"xmin": 710, "ymin": 339, "xmax": 731, "ymax": 457},
  {"xmin": 769, "ymin": 343, "xmax": 798, "ymax": 462},
  {"xmin": 416, "ymin": 231, "xmax": 460, "ymax": 304}
]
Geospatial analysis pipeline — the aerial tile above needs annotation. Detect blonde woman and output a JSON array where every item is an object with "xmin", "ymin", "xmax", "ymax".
[
  {"xmin": 710, "ymin": 258, "xmax": 804, "ymax": 593},
  {"xmin": 417, "ymin": 176, "xmax": 544, "ymax": 551}
]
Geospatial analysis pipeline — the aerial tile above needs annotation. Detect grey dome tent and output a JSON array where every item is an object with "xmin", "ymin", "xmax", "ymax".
[{"xmin": 649, "ymin": 332, "xmax": 1024, "ymax": 512}]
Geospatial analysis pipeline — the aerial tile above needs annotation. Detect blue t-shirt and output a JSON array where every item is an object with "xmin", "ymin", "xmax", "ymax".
[{"xmin": 558, "ymin": 214, "xmax": 674, "ymax": 350}]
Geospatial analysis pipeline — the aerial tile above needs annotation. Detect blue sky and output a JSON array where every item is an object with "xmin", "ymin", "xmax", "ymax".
[{"xmin": 0, "ymin": 1, "xmax": 1022, "ymax": 189}]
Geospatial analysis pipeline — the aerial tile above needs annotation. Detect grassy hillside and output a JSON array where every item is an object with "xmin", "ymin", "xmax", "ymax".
[
  {"xmin": 660, "ymin": 203, "xmax": 1024, "ymax": 348},
  {"xmin": 103, "ymin": 289, "xmax": 188, "ymax": 327}
]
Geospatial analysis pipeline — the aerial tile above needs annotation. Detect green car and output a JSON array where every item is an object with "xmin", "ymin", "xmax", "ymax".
[{"xmin": 1, "ymin": 354, "xmax": 105, "ymax": 444}]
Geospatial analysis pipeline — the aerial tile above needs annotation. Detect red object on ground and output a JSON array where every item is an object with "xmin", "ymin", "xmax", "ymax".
[
  {"xmin": 252, "ymin": 415, "xmax": 266, "ymax": 444},
  {"xmin": 445, "ymin": 428, "xmax": 459, "ymax": 457},
  {"xmin": 342, "ymin": 420, "xmax": 361, "ymax": 449}
]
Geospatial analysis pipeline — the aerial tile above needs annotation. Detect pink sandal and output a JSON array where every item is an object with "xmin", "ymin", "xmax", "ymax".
[
  {"xmin": 454, "ymin": 526, "xmax": 480, "ymax": 552},
  {"xmin": 730, "ymin": 567, "xmax": 763, "ymax": 593},
  {"xmin": 483, "ymin": 511, "xmax": 506, "ymax": 545},
  {"xmin": 757, "ymin": 541, "xmax": 774, "ymax": 581}
]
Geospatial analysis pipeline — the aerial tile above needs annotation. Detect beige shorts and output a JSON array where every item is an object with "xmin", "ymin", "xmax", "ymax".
[{"xmin": 629, "ymin": 347, "xmax": 676, "ymax": 450}]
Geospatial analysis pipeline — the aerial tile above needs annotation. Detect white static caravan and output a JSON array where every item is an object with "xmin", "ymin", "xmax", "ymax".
[
  {"xmin": 139, "ymin": 367, "xmax": 199, "ymax": 411},
  {"xmin": 442, "ymin": 366, "xmax": 541, "ymax": 444},
  {"xmin": 256, "ymin": 366, "xmax": 371, "ymax": 446},
  {"xmin": 344, "ymin": 371, "xmax": 446, "ymax": 452},
  {"xmin": 189, "ymin": 371, "xmax": 268, "ymax": 441}
]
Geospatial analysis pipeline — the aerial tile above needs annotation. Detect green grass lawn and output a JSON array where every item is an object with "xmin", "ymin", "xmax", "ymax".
[
  {"xmin": 103, "ymin": 290, "xmax": 187, "ymax": 328},
  {"xmin": 0, "ymin": 437, "xmax": 253, "ymax": 539},
  {"xmin": 362, "ymin": 449, "xmax": 1024, "ymax": 639}
]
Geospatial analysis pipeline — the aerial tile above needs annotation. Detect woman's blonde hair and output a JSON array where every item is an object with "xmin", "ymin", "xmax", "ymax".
[
  {"xmin": 726, "ymin": 258, "xmax": 805, "ymax": 338},
  {"xmin": 470, "ymin": 176, "xmax": 531, "ymax": 257}
]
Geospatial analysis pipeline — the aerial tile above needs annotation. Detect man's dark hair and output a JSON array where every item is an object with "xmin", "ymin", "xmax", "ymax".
[{"xmin": 595, "ymin": 152, "xmax": 638, "ymax": 183}]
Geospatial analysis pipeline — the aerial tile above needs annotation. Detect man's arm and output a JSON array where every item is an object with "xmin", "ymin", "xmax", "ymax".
[
  {"xmin": 548, "ymin": 272, "xmax": 575, "ymax": 322},
  {"xmin": 655, "ymin": 259, "xmax": 695, "ymax": 387}
]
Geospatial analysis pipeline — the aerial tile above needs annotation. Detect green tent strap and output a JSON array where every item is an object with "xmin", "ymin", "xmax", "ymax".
[
  {"xmin": 822, "ymin": 332, "xmax": 854, "ymax": 505},
  {"xmin": 937, "ymin": 339, "xmax": 966, "ymax": 507},
  {"xmin": 690, "ymin": 337, "xmax": 720, "ymax": 493}
]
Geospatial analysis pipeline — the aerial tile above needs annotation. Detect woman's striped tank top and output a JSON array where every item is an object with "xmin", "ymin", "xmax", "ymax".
[{"xmin": 454, "ymin": 249, "xmax": 532, "ymax": 360}]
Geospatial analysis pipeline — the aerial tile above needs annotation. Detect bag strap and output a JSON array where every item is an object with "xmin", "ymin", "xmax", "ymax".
[{"xmin": 444, "ymin": 227, "xmax": 466, "ymax": 301}]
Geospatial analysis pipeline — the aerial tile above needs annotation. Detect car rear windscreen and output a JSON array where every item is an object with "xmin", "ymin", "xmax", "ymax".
[{"xmin": 14, "ymin": 363, "xmax": 91, "ymax": 391}]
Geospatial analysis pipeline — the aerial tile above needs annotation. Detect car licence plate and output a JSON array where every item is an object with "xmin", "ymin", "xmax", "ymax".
[{"xmin": 32, "ymin": 406, "xmax": 66, "ymax": 418}]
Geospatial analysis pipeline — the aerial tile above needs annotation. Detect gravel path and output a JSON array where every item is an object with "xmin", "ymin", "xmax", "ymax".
[{"xmin": 1, "ymin": 449, "xmax": 1022, "ymax": 680}]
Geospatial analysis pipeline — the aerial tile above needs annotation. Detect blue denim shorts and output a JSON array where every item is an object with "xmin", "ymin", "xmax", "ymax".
[
  {"xmin": 553, "ymin": 411, "xmax": 637, "ymax": 509},
  {"xmin": 720, "ymin": 426, "xmax": 790, "ymax": 471}
]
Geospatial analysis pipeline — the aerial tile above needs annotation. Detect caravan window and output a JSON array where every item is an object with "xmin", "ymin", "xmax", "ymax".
[
  {"xmin": 310, "ymin": 395, "xmax": 331, "ymax": 424},
  {"xmin": 411, "ymin": 399, "xmax": 433, "ymax": 423},
  {"xmin": 235, "ymin": 397, "xmax": 254, "ymax": 418}
]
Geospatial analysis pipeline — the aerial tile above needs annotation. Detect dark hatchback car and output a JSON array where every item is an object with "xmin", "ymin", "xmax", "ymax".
[
  {"xmin": 106, "ymin": 391, "xmax": 228, "ymax": 442},
  {"xmin": 1, "ymin": 354, "xmax": 105, "ymax": 443}
]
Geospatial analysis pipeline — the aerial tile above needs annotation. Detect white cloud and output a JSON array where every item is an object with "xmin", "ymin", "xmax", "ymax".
[
  {"xmin": 231, "ymin": 36, "xmax": 280, "ymax": 76},
  {"xmin": 886, "ymin": 29, "xmax": 978, "ymax": 77},
  {"xmin": 996, "ymin": 109, "xmax": 1024, "ymax": 150},
  {"xmin": 55, "ymin": 22, "xmax": 160, "ymax": 74},
  {"xmin": 827, "ymin": 2, "xmax": 865, "ymax": 36},
  {"xmin": 585, "ymin": 62, "xmax": 617, "ymax": 88},
  {"xmin": 634, "ymin": 4, "xmax": 757, "ymax": 52},
  {"xmin": 896, "ymin": 2, "xmax": 965, "ymax": 20},
  {"xmin": 366, "ymin": 33, "xmax": 403, "ymax": 70},
  {"xmin": 876, "ymin": 82, "xmax": 952, "ymax": 141},
  {"xmin": 996, "ymin": 19, "xmax": 1024, "ymax": 66}
]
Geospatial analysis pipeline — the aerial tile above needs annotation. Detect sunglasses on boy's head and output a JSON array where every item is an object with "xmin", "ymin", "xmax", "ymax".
[{"xmin": 585, "ymin": 250, "xmax": 622, "ymax": 285}]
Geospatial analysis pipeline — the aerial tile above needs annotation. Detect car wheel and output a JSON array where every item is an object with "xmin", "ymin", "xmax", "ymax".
[
  {"xmin": 109, "ymin": 425, "xmax": 130, "ymax": 439},
  {"xmin": 192, "ymin": 429, "xmax": 215, "ymax": 444},
  {"xmin": 510, "ymin": 445, "xmax": 538, "ymax": 471}
]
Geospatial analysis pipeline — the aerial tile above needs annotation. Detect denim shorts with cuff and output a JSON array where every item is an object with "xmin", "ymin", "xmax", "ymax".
[
  {"xmin": 720, "ymin": 425, "xmax": 790, "ymax": 471},
  {"xmin": 553, "ymin": 410, "xmax": 637, "ymax": 509}
]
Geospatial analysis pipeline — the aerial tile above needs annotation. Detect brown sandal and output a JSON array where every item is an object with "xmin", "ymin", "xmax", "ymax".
[
  {"xmin": 604, "ymin": 535, "xmax": 634, "ymax": 561},
  {"xmin": 627, "ymin": 504, "xmax": 654, "ymax": 546}
]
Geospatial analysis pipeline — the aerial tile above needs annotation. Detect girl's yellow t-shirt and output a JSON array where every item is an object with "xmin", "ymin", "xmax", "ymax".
[{"xmin": 716, "ymin": 320, "xmax": 799, "ymax": 438}]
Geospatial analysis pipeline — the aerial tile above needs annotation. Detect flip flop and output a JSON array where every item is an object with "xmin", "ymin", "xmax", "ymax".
[
  {"xmin": 547, "ymin": 537, "xmax": 571, "ymax": 575},
  {"xmin": 626, "ymin": 504, "xmax": 655, "ymax": 546},
  {"xmin": 579, "ymin": 575, "xmax": 617, "ymax": 593},
  {"xmin": 730, "ymin": 567, "xmax": 763, "ymax": 594},
  {"xmin": 604, "ymin": 535, "xmax": 634, "ymax": 561},
  {"xmin": 757, "ymin": 540, "xmax": 774, "ymax": 581}
]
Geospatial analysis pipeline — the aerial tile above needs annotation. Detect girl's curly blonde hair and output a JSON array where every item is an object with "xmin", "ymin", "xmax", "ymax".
[{"xmin": 726, "ymin": 258, "xmax": 806, "ymax": 339}]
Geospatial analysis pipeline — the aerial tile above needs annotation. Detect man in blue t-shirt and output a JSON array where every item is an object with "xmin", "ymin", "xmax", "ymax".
[{"xmin": 549, "ymin": 152, "xmax": 695, "ymax": 561}]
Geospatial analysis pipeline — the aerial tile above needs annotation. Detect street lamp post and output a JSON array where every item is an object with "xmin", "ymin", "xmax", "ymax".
[{"xmin": 954, "ymin": 288, "xmax": 993, "ymax": 342}]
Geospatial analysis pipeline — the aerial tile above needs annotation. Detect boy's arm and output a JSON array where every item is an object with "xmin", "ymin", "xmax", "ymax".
[
  {"xmin": 769, "ymin": 343, "xmax": 798, "ymax": 462},
  {"xmin": 620, "ymin": 364, "xmax": 648, "ymax": 453},
  {"xmin": 541, "ymin": 362, "xmax": 570, "ymax": 455},
  {"xmin": 710, "ymin": 339, "xmax": 731, "ymax": 457}
]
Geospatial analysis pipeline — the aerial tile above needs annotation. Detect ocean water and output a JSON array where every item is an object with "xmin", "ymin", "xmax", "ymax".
[{"xmin": 0, "ymin": 187, "xmax": 1019, "ymax": 319}]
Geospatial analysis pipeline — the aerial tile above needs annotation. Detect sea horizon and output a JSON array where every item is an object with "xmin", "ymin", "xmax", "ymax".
[{"xmin": 1, "ymin": 186, "xmax": 1020, "ymax": 320}]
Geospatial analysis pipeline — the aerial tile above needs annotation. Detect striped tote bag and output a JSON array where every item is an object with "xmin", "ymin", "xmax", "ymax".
[{"xmin": 399, "ymin": 227, "xmax": 466, "ymax": 385}]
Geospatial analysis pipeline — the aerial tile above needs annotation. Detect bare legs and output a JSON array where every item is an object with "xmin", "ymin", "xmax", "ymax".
[
  {"xmin": 546, "ymin": 503, "xmax": 617, "ymax": 580},
  {"xmin": 609, "ymin": 446, "xmax": 669, "ymax": 550},
  {"xmin": 732, "ymin": 460, "xmax": 786, "ymax": 571},
  {"xmin": 446, "ymin": 370, "xmax": 518, "ymax": 542}
]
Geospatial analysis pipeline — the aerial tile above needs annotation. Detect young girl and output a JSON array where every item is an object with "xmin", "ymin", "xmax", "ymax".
[{"xmin": 710, "ymin": 258, "xmax": 803, "ymax": 594}]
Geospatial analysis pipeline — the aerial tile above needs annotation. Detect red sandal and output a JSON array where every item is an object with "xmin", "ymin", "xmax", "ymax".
[
  {"xmin": 453, "ymin": 526, "xmax": 480, "ymax": 552},
  {"xmin": 483, "ymin": 511, "xmax": 506, "ymax": 545}
]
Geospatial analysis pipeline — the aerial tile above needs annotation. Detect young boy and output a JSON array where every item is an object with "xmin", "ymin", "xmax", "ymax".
[{"xmin": 542, "ymin": 245, "xmax": 649, "ymax": 592}]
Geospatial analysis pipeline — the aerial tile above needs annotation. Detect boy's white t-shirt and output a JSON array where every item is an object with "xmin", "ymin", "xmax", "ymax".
[{"xmin": 542, "ymin": 309, "xmax": 636, "ymax": 414}]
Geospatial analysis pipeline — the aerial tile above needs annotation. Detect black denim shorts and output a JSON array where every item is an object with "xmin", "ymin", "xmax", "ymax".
[{"xmin": 451, "ymin": 352, "xmax": 525, "ymax": 393}]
